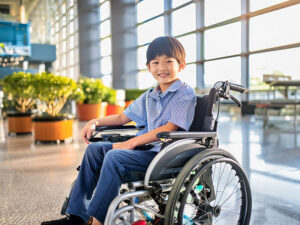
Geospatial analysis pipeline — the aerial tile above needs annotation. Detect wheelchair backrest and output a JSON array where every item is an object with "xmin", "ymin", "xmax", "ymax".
[{"xmin": 189, "ymin": 87, "xmax": 217, "ymax": 132}]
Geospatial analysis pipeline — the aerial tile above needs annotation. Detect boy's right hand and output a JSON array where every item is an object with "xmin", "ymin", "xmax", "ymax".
[{"xmin": 81, "ymin": 119, "xmax": 97, "ymax": 144}]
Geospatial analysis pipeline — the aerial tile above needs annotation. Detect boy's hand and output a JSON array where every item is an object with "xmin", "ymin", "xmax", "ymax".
[
  {"xmin": 113, "ymin": 140, "xmax": 136, "ymax": 150},
  {"xmin": 81, "ymin": 119, "xmax": 97, "ymax": 144}
]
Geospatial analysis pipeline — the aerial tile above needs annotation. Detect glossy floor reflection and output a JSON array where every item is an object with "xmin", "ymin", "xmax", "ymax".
[{"xmin": 0, "ymin": 115, "xmax": 300, "ymax": 225}]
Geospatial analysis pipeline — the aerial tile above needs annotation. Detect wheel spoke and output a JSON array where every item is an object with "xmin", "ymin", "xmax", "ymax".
[
  {"xmin": 214, "ymin": 162, "xmax": 227, "ymax": 207},
  {"xmin": 215, "ymin": 164, "xmax": 234, "ymax": 206}
]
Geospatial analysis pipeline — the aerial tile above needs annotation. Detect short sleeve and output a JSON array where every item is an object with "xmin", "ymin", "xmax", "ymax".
[
  {"xmin": 168, "ymin": 87, "xmax": 196, "ymax": 131},
  {"xmin": 123, "ymin": 91, "xmax": 148, "ymax": 127}
]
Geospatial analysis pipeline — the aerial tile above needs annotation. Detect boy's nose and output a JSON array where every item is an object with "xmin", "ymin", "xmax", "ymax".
[{"xmin": 158, "ymin": 63, "xmax": 167, "ymax": 70}]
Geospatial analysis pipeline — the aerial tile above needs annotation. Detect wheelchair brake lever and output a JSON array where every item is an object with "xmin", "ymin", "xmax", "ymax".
[{"xmin": 230, "ymin": 94, "xmax": 241, "ymax": 107}]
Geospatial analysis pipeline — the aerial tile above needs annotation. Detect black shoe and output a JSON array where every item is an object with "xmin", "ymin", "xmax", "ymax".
[{"xmin": 41, "ymin": 215, "xmax": 86, "ymax": 225}]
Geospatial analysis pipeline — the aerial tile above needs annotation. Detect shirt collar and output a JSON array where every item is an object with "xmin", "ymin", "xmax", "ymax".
[{"xmin": 150, "ymin": 79, "xmax": 183, "ymax": 99}]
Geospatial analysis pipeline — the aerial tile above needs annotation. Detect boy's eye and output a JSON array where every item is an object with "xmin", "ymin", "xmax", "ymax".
[{"xmin": 152, "ymin": 61, "xmax": 158, "ymax": 64}]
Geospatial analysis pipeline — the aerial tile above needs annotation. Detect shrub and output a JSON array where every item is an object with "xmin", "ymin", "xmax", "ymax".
[
  {"xmin": 34, "ymin": 72, "xmax": 77, "ymax": 117},
  {"xmin": 125, "ymin": 89, "xmax": 148, "ymax": 101},
  {"xmin": 76, "ymin": 77, "xmax": 108, "ymax": 104},
  {"xmin": 0, "ymin": 72, "xmax": 36, "ymax": 113}
]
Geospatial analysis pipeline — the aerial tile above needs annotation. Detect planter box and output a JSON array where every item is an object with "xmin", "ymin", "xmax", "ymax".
[
  {"xmin": 7, "ymin": 112, "xmax": 32, "ymax": 135},
  {"xmin": 32, "ymin": 115, "xmax": 73, "ymax": 142},
  {"xmin": 106, "ymin": 104, "xmax": 124, "ymax": 116},
  {"xmin": 76, "ymin": 102, "xmax": 107, "ymax": 121}
]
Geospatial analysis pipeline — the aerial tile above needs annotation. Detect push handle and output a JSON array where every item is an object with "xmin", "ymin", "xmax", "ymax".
[
  {"xmin": 229, "ymin": 83, "xmax": 246, "ymax": 93},
  {"xmin": 230, "ymin": 94, "xmax": 241, "ymax": 107}
]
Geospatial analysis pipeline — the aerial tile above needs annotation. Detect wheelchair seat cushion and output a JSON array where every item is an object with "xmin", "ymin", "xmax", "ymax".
[{"xmin": 122, "ymin": 144, "xmax": 206, "ymax": 183}]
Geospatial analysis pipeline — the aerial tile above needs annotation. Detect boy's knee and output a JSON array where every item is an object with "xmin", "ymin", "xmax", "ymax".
[
  {"xmin": 104, "ymin": 150, "xmax": 127, "ymax": 167},
  {"xmin": 85, "ymin": 143, "xmax": 97, "ymax": 156},
  {"xmin": 103, "ymin": 150, "xmax": 125, "ymax": 176},
  {"xmin": 104, "ymin": 150, "xmax": 120, "ymax": 161}
]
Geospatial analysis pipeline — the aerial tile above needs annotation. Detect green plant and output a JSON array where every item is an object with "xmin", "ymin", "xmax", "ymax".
[
  {"xmin": 104, "ymin": 88, "xmax": 117, "ymax": 105},
  {"xmin": 34, "ymin": 72, "xmax": 77, "ymax": 117},
  {"xmin": 76, "ymin": 77, "xmax": 108, "ymax": 104},
  {"xmin": 0, "ymin": 72, "xmax": 36, "ymax": 113},
  {"xmin": 125, "ymin": 89, "xmax": 147, "ymax": 101}
]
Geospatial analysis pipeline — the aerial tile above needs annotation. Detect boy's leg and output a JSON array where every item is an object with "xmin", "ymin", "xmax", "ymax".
[
  {"xmin": 86, "ymin": 149, "xmax": 157, "ymax": 224},
  {"xmin": 66, "ymin": 142, "xmax": 113, "ymax": 222}
]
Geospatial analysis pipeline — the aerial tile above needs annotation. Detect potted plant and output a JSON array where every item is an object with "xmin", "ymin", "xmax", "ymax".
[
  {"xmin": 105, "ymin": 88, "xmax": 124, "ymax": 116},
  {"xmin": 32, "ymin": 72, "xmax": 77, "ymax": 142},
  {"xmin": 75, "ymin": 77, "xmax": 108, "ymax": 121},
  {"xmin": 125, "ymin": 89, "xmax": 147, "ymax": 108},
  {"xmin": 0, "ymin": 72, "xmax": 36, "ymax": 135}
]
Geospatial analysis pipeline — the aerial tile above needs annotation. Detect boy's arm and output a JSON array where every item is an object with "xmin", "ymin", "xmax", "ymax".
[
  {"xmin": 112, "ymin": 122, "xmax": 179, "ymax": 150},
  {"xmin": 82, "ymin": 113, "xmax": 131, "ymax": 144}
]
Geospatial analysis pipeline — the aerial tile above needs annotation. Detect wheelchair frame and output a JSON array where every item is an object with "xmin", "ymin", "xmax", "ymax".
[{"xmin": 62, "ymin": 81, "xmax": 252, "ymax": 225}]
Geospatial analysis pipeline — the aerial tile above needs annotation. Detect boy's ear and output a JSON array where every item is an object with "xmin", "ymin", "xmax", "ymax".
[
  {"xmin": 179, "ymin": 62, "xmax": 186, "ymax": 72},
  {"xmin": 146, "ymin": 64, "xmax": 150, "ymax": 71}
]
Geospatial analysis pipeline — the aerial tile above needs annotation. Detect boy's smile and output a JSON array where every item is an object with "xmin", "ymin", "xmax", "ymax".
[{"xmin": 147, "ymin": 54, "xmax": 185, "ymax": 93}]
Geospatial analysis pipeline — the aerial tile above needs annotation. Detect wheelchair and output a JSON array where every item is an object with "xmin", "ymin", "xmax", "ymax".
[{"xmin": 61, "ymin": 81, "xmax": 252, "ymax": 225}]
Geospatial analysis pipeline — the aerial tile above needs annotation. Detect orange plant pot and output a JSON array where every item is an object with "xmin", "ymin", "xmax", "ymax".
[
  {"xmin": 106, "ymin": 104, "xmax": 124, "ymax": 116},
  {"xmin": 32, "ymin": 116, "xmax": 73, "ymax": 142},
  {"xmin": 7, "ymin": 113, "xmax": 32, "ymax": 134},
  {"xmin": 76, "ymin": 103, "xmax": 107, "ymax": 121}
]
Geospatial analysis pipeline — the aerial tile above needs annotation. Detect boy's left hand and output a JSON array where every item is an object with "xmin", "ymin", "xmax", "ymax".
[{"xmin": 112, "ymin": 140, "xmax": 136, "ymax": 150}]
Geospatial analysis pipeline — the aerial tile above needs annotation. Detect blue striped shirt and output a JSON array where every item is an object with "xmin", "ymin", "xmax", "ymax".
[{"xmin": 123, "ymin": 79, "xmax": 196, "ymax": 152}]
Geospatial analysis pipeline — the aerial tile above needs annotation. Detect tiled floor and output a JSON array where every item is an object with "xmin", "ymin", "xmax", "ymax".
[{"xmin": 0, "ymin": 114, "xmax": 300, "ymax": 225}]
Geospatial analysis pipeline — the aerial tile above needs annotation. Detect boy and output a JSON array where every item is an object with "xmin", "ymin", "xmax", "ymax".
[{"xmin": 41, "ymin": 36, "xmax": 196, "ymax": 225}]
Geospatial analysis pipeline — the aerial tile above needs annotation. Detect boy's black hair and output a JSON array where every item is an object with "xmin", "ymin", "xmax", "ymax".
[{"xmin": 146, "ymin": 36, "xmax": 186, "ymax": 65}]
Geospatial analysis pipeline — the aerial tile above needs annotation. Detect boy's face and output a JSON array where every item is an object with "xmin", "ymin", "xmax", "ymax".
[{"xmin": 147, "ymin": 54, "xmax": 185, "ymax": 90}]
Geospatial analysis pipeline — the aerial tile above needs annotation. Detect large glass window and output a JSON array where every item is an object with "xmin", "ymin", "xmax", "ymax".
[
  {"xmin": 100, "ymin": 38, "xmax": 111, "ymax": 56},
  {"xmin": 172, "ymin": 4, "xmax": 196, "ymax": 36},
  {"xmin": 101, "ymin": 57, "xmax": 112, "ymax": 75},
  {"xmin": 135, "ymin": 0, "xmax": 300, "ymax": 90},
  {"xmin": 137, "ymin": 16, "xmax": 164, "ymax": 45},
  {"xmin": 48, "ymin": 0, "xmax": 79, "ymax": 79},
  {"xmin": 172, "ymin": 0, "xmax": 191, "ymax": 8},
  {"xmin": 205, "ymin": 0, "xmax": 241, "ymax": 26},
  {"xmin": 249, "ymin": 48, "xmax": 300, "ymax": 89},
  {"xmin": 137, "ymin": 0, "xmax": 164, "ymax": 23},
  {"xmin": 99, "ymin": 0, "xmax": 112, "ymax": 87},
  {"xmin": 205, "ymin": 22, "xmax": 241, "ymax": 59},
  {"xmin": 100, "ymin": 20, "xmax": 111, "ymax": 38},
  {"xmin": 177, "ymin": 34, "xmax": 196, "ymax": 63},
  {"xmin": 137, "ymin": 45, "xmax": 148, "ymax": 70},
  {"xmin": 100, "ymin": 1, "xmax": 110, "ymax": 20},
  {"xmin": 204, "ymin": 57, "xmax": 241, "ymax": 87},
  {"xmin": 250, "ymin": 5, "xmax": 300, "ymax": 51},
  {"xmin": 178, "ymin": 64, "xmax": 196, "ymax": 88}
]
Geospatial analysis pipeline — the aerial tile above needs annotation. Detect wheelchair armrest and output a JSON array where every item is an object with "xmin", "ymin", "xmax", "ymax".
[
  {"xmin": 157, "ymin": 131, "xmax": 217, "ymax": 139},
  {"xmin": 95, "ymin": 125, "xmax": 144, "ymax": 131}
]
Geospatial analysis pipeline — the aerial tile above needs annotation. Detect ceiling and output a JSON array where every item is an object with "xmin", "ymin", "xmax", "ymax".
[{"xmin": 0, "ymin": 0, "xmax": 40, "ymax": 22}]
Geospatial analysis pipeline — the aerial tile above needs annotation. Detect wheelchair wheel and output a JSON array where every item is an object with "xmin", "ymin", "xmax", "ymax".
[{"xmin": 164, "ymin": 149, "xmax": 252, "ymax": 225}]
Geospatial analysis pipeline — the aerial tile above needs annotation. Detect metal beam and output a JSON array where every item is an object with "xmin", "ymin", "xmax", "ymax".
[{"xmin": 195, "ymin": 0, "xmax": 204, "ymax": 89}]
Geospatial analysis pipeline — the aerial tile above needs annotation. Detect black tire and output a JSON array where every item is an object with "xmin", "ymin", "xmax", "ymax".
[
  {"xmin": 61, "ymin": 179, "xmax": 76, "ymax": 215},
  {"xmin": 164, "ymin": 148, "xmax": 252, "ymax": 225}
]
